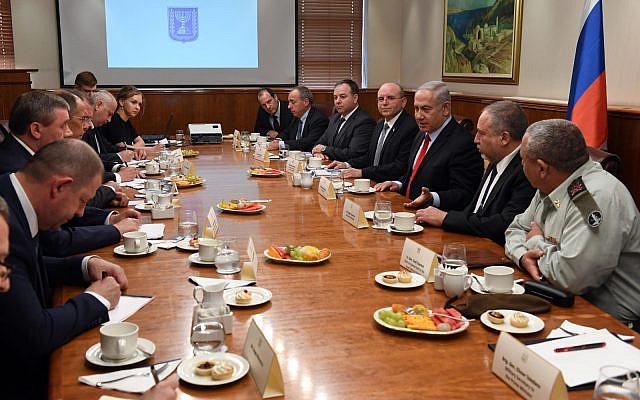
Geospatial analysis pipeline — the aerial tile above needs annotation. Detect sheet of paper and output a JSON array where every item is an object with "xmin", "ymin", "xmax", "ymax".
[
  {"xmin": 546, "ymin": 320, "xmax": 635, "ymax": 342},
  {"xmin": 528, "ymin": 329, "xmax": 640, "ymax": 387},
  {"xmin": 106, "ymin": 295, "xmax": 154, "ymax": 324},
  {"xmin": 139, "ymin": 223, "xmax": 165, "ymax": 239}
]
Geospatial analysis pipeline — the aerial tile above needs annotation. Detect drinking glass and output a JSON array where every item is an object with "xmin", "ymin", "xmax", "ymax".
[
  {"xmin": 594, "ymin": 366, "xmax": 640, "ymax": 400},
  {"xmin": 373, "ymin": 200, "xmax": 393, "ymax": 228},
  {"xmin": 240, "ymin": 131, "xmax": 250, "ymax": 152},
  {"xmin": 279, "ymin": 144, "xmax": 290, "ymax": 159},
  {"xmin": 178, "ymin": 209, "xmax": 199, "ymax": 240},
  {"xmin": 331, "ymin": 175, "xmax": 344, "ymax": 195},
  {"xmin": 175, "ymin": 129, "xmax": 184, "ymax": 146},
  {"xmin": 215, "ymin": 238, "xmax": 240, "ymax": 274},
  {"xmin": 442, "ymin": 242, "xmax": 467, "ymax": 270},
  {"xmin": 191, "ymin": 321, "xmax": 227, "ymax": 355}
]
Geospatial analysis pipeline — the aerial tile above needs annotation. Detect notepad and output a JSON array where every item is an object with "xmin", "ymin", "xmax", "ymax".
[{"xmin": 106, "ymin": 295, "xmax": 154, "ymax": 324}]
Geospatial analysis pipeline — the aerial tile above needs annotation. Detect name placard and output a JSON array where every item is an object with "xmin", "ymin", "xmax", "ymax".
[
  {"xmin": 342, "ymin": 198, "xmax": 368, "ymax": 229},
  {"xmin": 243, "ymin": 319, "xmax": 285, "ymax": 398},
  {"xmin": 253, "ymin": 143, "xmax": 271, "ymax": 163},
  {"xmin": 399, "ymin": 238, "xmax": 439, "ymax": 281},
  {"xmin": 181, "ymin": 159, "xmax": 194, "ymax": 176},
  {"xmin": 170, "ymin": 148, "xmax": 184, "ymax": 162},
  {"xmin": 493, "ymin": 332, "xmax": 567, "ymax": 400},
  {"xmin": 317, "ymin": 177, "xmax": 336, "ymax": 200},
  {"xmin": 203, "ymin": 206, "xmax": 219, "ymax": 238},
  {"xmin": 285, "ymin": 158, "xmax": 304, "ymax": 175},
  {"xmin": 242, "ymin": 236, "xmax": 258, "ymax": 281},
  {"xmin": 233, "ymin": 129, "xmax": 242, "ymax": 151}
]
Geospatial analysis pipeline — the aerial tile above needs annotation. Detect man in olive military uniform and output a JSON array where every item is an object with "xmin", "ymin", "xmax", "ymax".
[{"xmin": 505, "ymin": 119, "xmax": 640, "ymax": 330}]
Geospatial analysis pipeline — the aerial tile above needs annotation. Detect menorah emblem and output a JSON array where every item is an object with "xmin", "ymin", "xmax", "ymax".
[{"xmin": 168, "ymin": 7, "xmax": 199, "ymax": 42}]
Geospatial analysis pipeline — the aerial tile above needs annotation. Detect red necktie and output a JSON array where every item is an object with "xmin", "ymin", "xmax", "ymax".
[{"xmin": 406, "ymin": 133, "xmax": 430, "ymax": 198}]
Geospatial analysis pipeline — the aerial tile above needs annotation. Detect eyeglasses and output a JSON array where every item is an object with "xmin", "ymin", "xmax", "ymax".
[{"xmin": 71, "ymin": 116, "xmax": 93, "ymax": 123}]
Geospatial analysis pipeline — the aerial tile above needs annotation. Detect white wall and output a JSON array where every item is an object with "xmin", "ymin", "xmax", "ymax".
[{"xmin": 12, "ymin": 0, "xmax": 640, "ymax": 106}]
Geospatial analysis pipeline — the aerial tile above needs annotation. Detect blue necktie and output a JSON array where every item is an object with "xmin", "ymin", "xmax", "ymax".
[{"xmin": 296, "ymin": 119, "xmax": 303, "ymax": 140}]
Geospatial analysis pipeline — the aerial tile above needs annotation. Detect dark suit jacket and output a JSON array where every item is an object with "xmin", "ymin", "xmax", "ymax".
[
  {"xmin": 0, "ymin": 175, "xmax": 108, "ymax": 398},
  {"xmin": 400, "ymin": 118, "xmax": 483, "ymax": 211},
  {"xmin": 442, "ymin": 153, "xmax": 536, "ymax": 245},
  {"xmin": 254, "ymin": 100, "xmax": 294, "ymax": 136},
  {"xmin": 0, "ymin": 135, "xmax": 121, "ymax": 256},
  {"xmin": 83, "ymin": 127, "xmax": 126, "ymax": 177},
  {"xmin": 349, "ymin": 109, "xmax": 419, "ymax": 182},
  {"xmin": 278, "ymin": 106, "xmax": 329, "ymax": 152},
  {"xmin": 317, "ymin": 106, "xmax": 375, "ymax": 162}
]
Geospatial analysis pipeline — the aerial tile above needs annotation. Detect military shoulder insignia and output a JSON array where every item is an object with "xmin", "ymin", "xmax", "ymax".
[{"xmin": 567, "ymin": 177, "xmax": 602, "ymax": 229}]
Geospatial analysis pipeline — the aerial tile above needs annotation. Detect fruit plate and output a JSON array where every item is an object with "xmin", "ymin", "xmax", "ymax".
[
  {"xmin": 373, "ymin": 307, "xmax": 469, "ymax": 335},
  {"xmin": 181, "ymin": 150, "xmax": 199, "ymax": 157},
  {"xmin": 175, "ymin": 179, "xmax": 205, "ymax": 188},
  {"xmin": 263, "ymin": 248, "xmax": 331, "ymax": 265},
  {"xmin": 216, "ymin": 203, "xmax": 266, "ymax": 214},
  {"xmin": 248, "ymin": 168, "xmax": 285, "ymax": 177}
]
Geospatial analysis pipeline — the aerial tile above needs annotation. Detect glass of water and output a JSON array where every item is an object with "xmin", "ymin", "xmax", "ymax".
[
  {"xmin": 175, "ymin": 129, "xmax": 184, "ymax": 146},
  {"xmin": 191, "ymin": 321, "xmax": 227, "ymax": 355},
  {"xmin": 279, "ymin": 144, "xmax": 289, "ymax": 159},
  {"xmin": 331, "ymin": 175, "xmax": 344, "ymax": 195},
  {"xmin": 594, "ymin": 366, "xmax": 640, "ymax": 400},
  {"xmin": 178, "ymin": 209, "xmax": 198, "ymax": 240},
  {"xmin": 240, "ymin": 131, "xmax": 250, "ymax": 152},
  {"xmin": 442, "ymin": 242, "xmax": 467, "ymax": 270},
  {"xmin": 373, "ymin": 200, "xmax": 393, "ymax": 228}
]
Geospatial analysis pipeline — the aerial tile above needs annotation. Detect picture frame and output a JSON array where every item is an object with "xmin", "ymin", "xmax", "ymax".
[{"xmin": 442, "ymin": 0, "xmax": 524, "ymax": 85}]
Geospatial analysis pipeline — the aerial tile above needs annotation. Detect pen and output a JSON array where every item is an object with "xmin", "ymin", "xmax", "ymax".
[
  {"xmin": 150, "ymin": 364, "xmax": 160, "ymax": 385},
  {"xmin": 554, "ymin": 342, "xmax": 606, "ymax": 352},
  {"xmin": 122, "ymin": 293, "xmax": 153, "ymax": 298}
]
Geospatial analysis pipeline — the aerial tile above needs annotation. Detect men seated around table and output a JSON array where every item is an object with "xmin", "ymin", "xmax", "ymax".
[
  {"xmin": 266, "ymin": 86, "xmax": 329, "ymax": 152},
  {"xmin": 100, "ymin": 85, "xmax": 152, "ymax": 155},
  {"xmin": 0, "ymin": 90, "xmax": 140, "ymax": 256},
  {"xmin": 0, "ymin": 197, "xmax": 10, "ymax": 293},
  {"xmin": 327, "ymin": 82, "xmax": 419, "ymax": 182},
  {"xmin": 375, "ymin": 81, "xmax": 483, "ymax": 211},
  {"xmin": 83, "ymin": 90, "xmax": 141, "ymax": 182},
  {"xmin": 74, "ymin": 70, "xmax": 98, "ymax": 96},
  {"xmin": 407, "ymin": 100, "xmax": 535, "ymax": 245},
  {"xmin": 505, "ymin": 119, "xmax": 640, "ymax": 331},
  {"xmin": 0, "ymin": 140, "xmax": 129, "ymax": 398},
  {"xmin": 254, "ymin": 87, "xmax": 294, "ymax": 138},
  {"xmin": 55, "ymin": 89, "xmax": 129, "ymax": 208},
  {"xmin": 312, "ymin": 79, "xmax": 375, "ymax": 162}
]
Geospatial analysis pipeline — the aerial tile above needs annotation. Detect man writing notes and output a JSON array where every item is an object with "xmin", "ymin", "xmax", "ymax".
[
  {"xmin": 327, "ymin": 82, "xmax": 418, "ymax": 182},
  {"xmin": 0, "ymin": 140, "xmax": 128, "ymax": 398},
  {"xmin": 267, "ymin": 86, "xmax": 329, "ymax": 152},
  {"xmin": 375, "ymin": 81, "xmax": 483, "ymax": 211},
  {"xmin": 254, "ymin": 87, "xmax": 294, "ymax": 138},
  {"xmin": 505, "ymin": 119, "xmax": 640, "ymax": 330},
  {"xmin": 408, "ymin": 101, "xmax": 535, "ymax": 245}
]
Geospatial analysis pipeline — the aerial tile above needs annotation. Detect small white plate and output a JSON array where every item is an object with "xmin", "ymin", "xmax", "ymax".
[
  {"xmin": 371, "ymin": 224, "xmax": 390, "ymax": 230},
  {"xmin": 188, "ymin": 253, "xmax": 215, "ymax": 265},
  {"xmin": 177, "ymin": 239, "xmax": 200, "ymax": 251},
  {"xmin": 387, "ymin": 224, "xmax": 424, "ymax": 234},
  {"xmin": 480, "ymin": 309, "xmax": 544, "ymax": 334},
  {"xmin": 113, "ymin": 244, "xmax": 158, "ymax": 256},
  {"xmin": 85, "ymin": 338, "xmax": 155, "ymax": 367},
  {"xmin": 224, "ymin": 287, "xmax": 272, "ymax": 307},
  {"xmin": 471, "ymin": 276, "xmax": 525, "ymax": 295},
  {"xmin": 374, "ymin": 271, "xmax": 426, "ymax": 289},
  {"xmin": 346, "ymin": 187, "xmax": 376, "ymax": 194},
  {"xmin": 374, "ymin": 307, "xmax": 469, "ymax": 335},
  {"xmin": 134, "ymin": 203, "xmax": 154, "ymax": 212},
  {"xmin": 177, "ymin": 353, "xmax": 250, "ymax": 386}
]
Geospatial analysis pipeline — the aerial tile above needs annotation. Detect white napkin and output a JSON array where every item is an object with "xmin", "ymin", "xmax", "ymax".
[
  {"xmin": 189, "ymin": 276, "xmax": 256, "ymax": 289},
  {"xmin": 120, "ymin": 178, "xmax": 147, "ymax": 189},
  {"xmin": 139, "ymin": 224, "xmax": 165, "ymax": 239},
  {"xmin": 148, "ymin": 239, "xmax": 177, "ymax": 250},
  {"xmin": 127, "ymin": 159, "xmax": 150, "ymax": 167},
  {"xmin": 79, "ymin": 359, "xmax": 181, "ymax": 394},
  {"xmin": 128, "ymin": 200, "xmax": 145, "ymax": 206},
  {"xmin": 547, "ymin": 320, "xmax": 635, "ymax": 342},
  {"xmin": 107, "ymin": 295, "xmax": 154, "ymax": 324}
]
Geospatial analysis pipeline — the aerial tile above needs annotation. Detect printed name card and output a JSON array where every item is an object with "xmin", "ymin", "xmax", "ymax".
[
  {"xmin": 243, "ymin": 319, "xmax": 284, "ymax": 398},
  {"xmin": 242, "ymin": 236, "xmax": 258, "ymax": 281},
  {"xmin": 203, "ymin": 206, "xmax": 219, "ymax": 238},
  {"xmin": 181, "ymin": 159, "xmax": 195, "ymax": 176},
  {"xmin": 233, "ymin": 129, "xmax": 241, "ymax": 151},
  {"xmin": 253, "ymin": 144, "xmax": 271, "ymax": 163},
  {"xmin": 492, "ymin": 332, "xmax": 567, "ymax": 400},
  {"xmin": 170, "ymin": 148, "xmax": 184, "ymax": 162},
  {"xmin": 317, "ymin": 177, "xmax": 336, "ymax": 200},
  {"xmin": 285, "ymin": 157, "xmax": 304, "ymax": 174},
  {"xmin": 399, "ymin": 238, "xmax": 439, "ymax": 281},
  {"xmin": 342, "ymin": 198, "xmax": 368, "ymax": 229}
]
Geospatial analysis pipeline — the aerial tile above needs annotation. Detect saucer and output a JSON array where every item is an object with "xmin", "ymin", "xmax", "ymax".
[
  {"xmin": 480, "ymin": 309, "xmax": 544, "ymax": 334},
  {"xmin": 346, "ymin": 187, "xmax": 375, "ymax": 194},
  {"xmin": 374, "ymin": 271, "xmax": 426, "ymax": 289},
  {"xmin": 387, "ymin": 224, "xmax": 424, "ymax": 234},
  {"xmin": 113, "ymin": 244, "xmax": 158, "ymax": 256},
  {"xmin": 134, "ymin": 203, "xmax": 154, "ymax": 211},
  {"xmin": 85, "ymin": 337, "xmax": 155, "ymax": 367},
  {"xmin": 188, "ymin": 252, "xmax": 216, "ymax": 265},
  {"xmin": 177, "ymin": 353, "xmax": 249, "ymax": 386},
  {"xmin": 216, "ymin": 266, "xmax": 242, "ymax": 274},
  {"xmin": 176, "ymin": 239, "xmax": 199, "ymax": 251},
  {"xmin": 371, "ymin": 224, "xmax": 391, "ymax": 230},
  {"xmin": 470, "ymin": 275, "xmax": 525, "ymax": 295},
  {"xmin": 364, "ymin": 211, "xmax": 396, "ymax": 220}
]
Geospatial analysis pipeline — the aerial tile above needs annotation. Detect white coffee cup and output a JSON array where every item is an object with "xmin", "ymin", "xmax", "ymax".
[
  {"xmin": 151, "ymin": 192, "xmax": 172, "ymax": 210},
  {"xmin": 199, "ymin": 238, "xmax": 221, "ymax": 262},
  {"xmin": 483, "ymin": 265, "xmax": 515, "ymax": 293},
  {"xmin": 394, "ymin": 212, "xmax": 416, "ymax": 231},
  {"xmin": 353, "ymin": 178, "xmax": 370, "ymax": 192},
  {"xmin": 100, "ymin": 322, "xmax": 139, "ymax": 360},
  {"xmin": 442, "ymin": 268, "xmax": 472, "ymax": 298},
  {"xmin": 145, "ymin": 160, "xmax": 160, "ymax": 174},
  {"xmin": 250, "ymin": 132, "xmax": 260, "ymax": 141},
  {"xmin": 308, "ymin": 156, "xmax": 323, "ymax": 169},
  {"xmin": 123, "ymin": 231, "xmax": 148, "ymax": 253}
]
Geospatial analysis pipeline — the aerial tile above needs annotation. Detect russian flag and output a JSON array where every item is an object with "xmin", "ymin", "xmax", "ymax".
[{"xmin": 566, "ymin": 0, "xmax": 608, "ymax": 149}]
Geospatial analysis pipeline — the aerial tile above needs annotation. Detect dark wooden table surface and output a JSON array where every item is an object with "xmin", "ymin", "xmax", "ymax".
[{"xmin": 49, "ymin": 143, "xmax": 638, "ymax": 399}]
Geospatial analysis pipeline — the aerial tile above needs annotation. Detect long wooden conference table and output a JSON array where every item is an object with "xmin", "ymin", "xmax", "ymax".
[{"xmin": 50, "ymin": 143, "xmax": 638, "ymax": 399}]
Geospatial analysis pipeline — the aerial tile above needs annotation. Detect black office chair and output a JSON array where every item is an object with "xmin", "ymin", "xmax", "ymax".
[{"xmin": 588, "ymin": 146, "xmax": 621, "ymax": 177}]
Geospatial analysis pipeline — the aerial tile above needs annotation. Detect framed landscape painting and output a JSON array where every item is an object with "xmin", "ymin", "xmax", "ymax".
[{"xmin": 442, "ymin": 0, "xmax": 523, "ymax": 84}]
